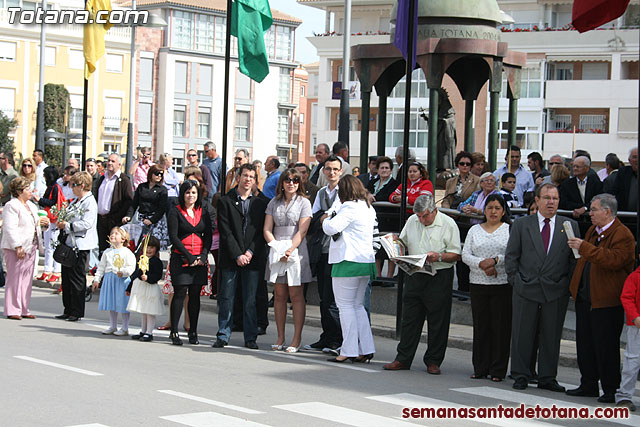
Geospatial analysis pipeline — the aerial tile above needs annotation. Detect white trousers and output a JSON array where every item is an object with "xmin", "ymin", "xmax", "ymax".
[
  {"xmin": 332, "ymin": 276, "xmax": 375, "ymax": 357},
  {"xmin": 616, "ymin": 325, "xmax": 640, "ymax": 403},
  {"xmin": 43, "ymin": 223, "xmax": 61, "ymax": 273}
]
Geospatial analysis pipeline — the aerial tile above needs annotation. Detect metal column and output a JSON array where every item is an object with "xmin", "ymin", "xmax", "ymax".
[
  {"xmin": 377, "ymin": 90, "xmax": 387, "ymax": 156},
  {"xmin": 428, "ymin": 88, "xmax": 439, "ymax": 183},
  {"xmin": 359, "ymin": 90, "xmax": 371, "ymax": 172},
  {"xmin": 464, "ymin": 99, "xmax": 474, "ymax": 153}
]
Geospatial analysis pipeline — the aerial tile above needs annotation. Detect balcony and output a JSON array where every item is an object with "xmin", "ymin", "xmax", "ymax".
[
  {"xmin": 543, "ymin": 132, "xmax": 633, "ymax": 161},
  {"xmin": 545, "ymin": 80, "xmax": 639, "ymax": 108},
  {"xmin": 102, "ymin": 116, "xmax": 126, "ymax": 136}
]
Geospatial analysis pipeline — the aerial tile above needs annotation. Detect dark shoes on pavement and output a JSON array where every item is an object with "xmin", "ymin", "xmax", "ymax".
[
  {"xmin": 257, "ymin": 326, "xmax": 267, "ymax": 336},
  {"xmin": 55, "ymin": 314, "xmax": 69, "ymax": 320},
  {"xmin": 303, "ymin": 340, "xmax": 326, "ymax": 351},
  {"xmin": 597, "ymin": 393, "xmax": 615, "ymax": 404},
  {"xmin": 566, "ymin": 387, "xmax": 599, "ymax": 397},
  {"xmin": 188, "ymin": 333, "xmax": 199, "ymax": 345},
  {"xmin": 383, "ymin": 360, "xmax": 409, "ymax": 371},
  {"xmin": 66, "ymin": 316, "xmax": 80, "ymax": 322},
  {"xmin": 513, "ymin": 378, "xmax": 528, "ymax": 390},
  {"xmin": 537, "ymin": 380, "xmax": 565, "ymax": 393},
  {"xmin": 426, "ymin": 364, "xmax": 441, "ymax": 375},
  {"xmin": 245, "ymin": 341, "xmax": 258, "ymax": 350},
  {"xmin": 616, "ymin": 400, "xmax": 636, "ymax": 411},
  {"xmin": 212, "ymin": 339, "xmax": 227, "ymax": 348}
]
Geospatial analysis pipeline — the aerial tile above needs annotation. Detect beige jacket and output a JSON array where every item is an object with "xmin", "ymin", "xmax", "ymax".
[
  {"xmin": 1, "ymin": 198, "xmax": 43, "ymax": 252},
  {"xmin": 441, "ymin": 173, "xmax": 480, "ymax": 208}
]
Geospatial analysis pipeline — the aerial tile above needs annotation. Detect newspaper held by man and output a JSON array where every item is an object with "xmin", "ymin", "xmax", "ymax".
[{"xmin": 380, "ymin": 233, "xmax": 436, "ymax": 276}]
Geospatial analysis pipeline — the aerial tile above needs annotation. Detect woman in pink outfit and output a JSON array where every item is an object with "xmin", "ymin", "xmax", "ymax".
[{"xmin": 1, "ymin": 177, "xmax": 48, "ymax": 319}]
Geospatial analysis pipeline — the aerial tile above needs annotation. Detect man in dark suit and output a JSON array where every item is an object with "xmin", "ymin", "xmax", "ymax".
[
  {"xmin": 506, "ymin": 183, "xmax": 580, "ymax": 392},
  {"xmin": 95, "ymin": 153, "xmax": 133, "ymax": 254},
  {"xmin": 357, "ymin": 156, "xmax": 378, "ymax": 188},
  {"xmin": 559, "ymin": 156, "xmax": 603, "ymax": 221},
  {"xmin": 294, "ymin": 162, "xmax": 319, "ymax": 204},
  {"xmin": 213, "ymin": 163, "xmax": 268, "ymax": 350},
  {"xmin": 613, "ymin": 147, "xmax": 638, "ymax": 212}
]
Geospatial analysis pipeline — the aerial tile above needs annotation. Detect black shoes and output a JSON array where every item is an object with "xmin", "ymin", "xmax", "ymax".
[
  {"xmin": 140, "ymin": 334, "xmax": 153, "ymax": 342},
  {"xmin": 303, "ymin": 340, "xmax": 326, "ymax": 351},
  {"xmin": 513, "ymin": 378, "xmax": 528, "ymax": 390},
  {"xmin": 245, "ymin": 341, "xmax": 258, "ymax": 350},
  {"xmin": 66, "ymin": 316, "xmax": 80, "ymax": 322},
  {"xmin": 538, "ymin": 380, "xmax": 565, "ymax": 393},
  {"xmin": 355, "ymin": 354, "xmax": 374, "ymax": 364},
  {"xmin": 212, "ymin": 338, "xmax": 227, "ymax": 348},
  {"xmin": 566, "ymin": 387, "xmax": 599, "ymax": 397},
  {"xmin": 55, "ymin": 314, "xmax": 70, "ymax": 320},
  {"xmin": 131, "ymin": 332, "xmax": 145, "ymax": 340},
  {"xmin": 327, "ymin": 356, "xmax": 356, "ymax": 363},
  {"xmin": 169, "ymin": 332, "xmax": 183, "ymax": 346},
  {"xmin": 188, "ymin": 333, "xmax": 199, "ymax": 345},
  {"xmin": 257, "ymin": 326, "xmax": 267, "ymax": 336},
  {"xmin": 597, "ymin": 393, "xmax": 615, "ymax": 403}
]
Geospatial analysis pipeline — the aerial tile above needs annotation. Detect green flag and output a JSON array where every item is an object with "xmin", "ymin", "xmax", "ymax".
[{"xmin": 231, "ymin": 0, "xmax": 273, "ymax": 83}]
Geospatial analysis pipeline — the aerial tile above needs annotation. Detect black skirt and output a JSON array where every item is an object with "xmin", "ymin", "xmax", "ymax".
[{"xmin": 169, "ymin": 253, "xmax": 207, "ymax": 286}]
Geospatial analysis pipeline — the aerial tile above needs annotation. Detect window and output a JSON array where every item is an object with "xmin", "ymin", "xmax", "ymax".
[
  {"xmin": 299, "ymin": 113, "xmax": 304, "ymax": 124},
  {"xmin": 548, "ymin": 63, "xmax": 573, "ymax": 80},
  {"xmin": 521, "ymin": 66, "xmax": 541, "ymax": 98},
  {"xmin": 337, "ymin": 66, "xmax": 357, "ymax": 83},
  {"xmin": 264, "ymin": 27, "xmax": 276, "ymax": 59},
  {"xmin": 173, "ymin": 105, "xmax": 186, "ymax": 137},
  {"xmin": 235, "ymin": 111, "xmax": 250, "ymax": 141},
  {"xmin": 236, "ymin": 72, "xmax": 251, "ymax": 99},
  {"xmin": 498, "ymin": 122, "xmax": 540, "ymax": 150},
  {"xmin": 582, "ymin": 62, "xmax": 609, "ymax": 80},
  {"xmin": 0, "ymin": 88, "xmax": 16, "ymax": 119},
  {"xmin": 69, "ymin": 94, "xmax": 83, "ymax": 129},
  {"xmin": 551, "ymin": 114, "xmax": 572, "ymax": 131},
  {"xmin": 275, "ymin": 26, "xmax": 291, "ymax": 60},
  {"xmin": 311, "ymin": 103, "xmax": 318, "ymax": 127},
  {"xmin": 391, "ymin": 68, "xmax": 427, "ymax": 98},
  {"xmin": 214, "ymin": 16, "xmax": 226, "ymax": 54},
  {"xmin": 172, "ymin": 148, "xmax": 185, "ymax": 173},
  {"xmin": 172, "ymin": 11, "xmax": 193, "ymax": 49},
  {"xmin": 68, "ymin": 49, "xmax": 83, "ymax": 69},
  {"xmin": 103, "ymin": 97, "xmax": 122, "ymax": 132},
  {"xmin": 106, "ymin": 53, "xmax": 123, "ymax": 73},
  {"xmin": 198, "ymin": 64, "xmax": 212, "ymax": 95},
  {"xmin": 385, "ymin": 108, "xmax": 428, "ymax": 148},
  {"xmin": 175, "ymin": 61, "xmax": 188, "ymax": 93},
  {"xmin": 348, "ymin": 114, "xmax": 358, "ymax": 131},
  {"xmin": 197, "ymin": 107, "xmax": 210, "ymax": 139},
  {"xmin": 277, "ymin": 108, "xmax": 289, "ymax": 145},
  {"xmin": 618, "ymin": 108, "xmax": 638, "ymax": 133},
  {"xmin": 309, "ymin": 73, "xmax": 318, "ymax": 97},
  {"xmin": 196, "ymin": 14, "xmax": 214, "ymax": 52},
  {"xmin": 138, "ymin": 102, "xmax": 152, "ymax": 135},
  {"xmin": 104, "ymin": 143, "xmax": 120, "ymax": 154},
  {"xmin": 279, "ymin": 68, "xmax": 290, "ymax": 102},
  {"xmin": 45, "ymin": 46, "xmax": 55, "ymax": 66},
  {"xmin": 300, "ymin": 85, "xmax": 305, "ymax": 97},
  {"xmin": 579, "ymin": 114, "xmax": 607, "ymax": 133},
  {"xmin": 0, "ymin": 41, "xmax": 16, "ymax": 61},
  {"xmin": 139, "ymin": 57, "xmax": 153, "ymax": 91}
]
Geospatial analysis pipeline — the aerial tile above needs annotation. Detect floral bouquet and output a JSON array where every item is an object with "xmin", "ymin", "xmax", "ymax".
[{"xmin": 49, "ymin": 202, "xmax": 87, "ymax": 249}]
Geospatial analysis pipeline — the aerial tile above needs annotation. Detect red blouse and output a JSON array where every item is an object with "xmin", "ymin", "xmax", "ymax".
[
  {"xmin": 390, "ymin": 179, "xmax": 434, "ymax": 206},
  {"xmin": 175, "ymin": 206, "xmax": 203, "ymax": 257}
]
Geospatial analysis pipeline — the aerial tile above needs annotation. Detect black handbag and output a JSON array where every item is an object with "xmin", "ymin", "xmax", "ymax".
[{"xmin": 53, "ymin": 230, "xmax": 78, "ymax": 268}]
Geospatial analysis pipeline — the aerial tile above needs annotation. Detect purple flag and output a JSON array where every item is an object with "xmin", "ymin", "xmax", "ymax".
[{"xmin": 393, "ymin": 0, "xmax": 418, "ymax": 70}]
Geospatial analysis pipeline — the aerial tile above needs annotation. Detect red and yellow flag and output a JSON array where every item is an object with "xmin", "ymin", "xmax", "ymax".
[{"xmin": 83, "ymin": 0, "xmax": 113, "ymax": 79}]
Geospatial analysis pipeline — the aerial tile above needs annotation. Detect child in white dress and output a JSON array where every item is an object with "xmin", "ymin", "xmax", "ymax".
[
  {"xmin": 92, "ymin": 227, "xmax": 136, "ymax": 336},
  {"xmin": 127, "ymin": 236, "xmax": 165, "ymax": 342}
]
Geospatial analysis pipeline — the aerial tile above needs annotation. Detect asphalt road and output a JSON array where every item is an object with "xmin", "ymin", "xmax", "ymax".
[{"xmin": 1, "ymin": 287, "xmax": 638, "ymax": 427}]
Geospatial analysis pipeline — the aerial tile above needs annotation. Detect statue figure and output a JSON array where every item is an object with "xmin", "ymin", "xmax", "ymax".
[{"xmin": 420, "ymin": 88, "xmax": 457, "ymax": 171}]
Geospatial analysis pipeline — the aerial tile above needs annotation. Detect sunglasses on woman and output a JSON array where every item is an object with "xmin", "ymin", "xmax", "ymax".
[
  {"xmin": 458, "ymin": 162, "xmax": 471, "ymax": 167},
  {"xmin": 153, "ymin": 171, "xmax": 164, "ymax": 177},
  {"xmin": 23, "ymin": 164, "xmax": 33, "ymax": 168},
  {"xmin": 284, "ymin": 177, "xmax": 300, "ymax": 184}
]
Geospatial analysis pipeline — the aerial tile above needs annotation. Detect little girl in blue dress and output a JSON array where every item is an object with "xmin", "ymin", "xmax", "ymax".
[{"xmin": 92, "ymin": 227, "xmax": 136, "ymax": 336}]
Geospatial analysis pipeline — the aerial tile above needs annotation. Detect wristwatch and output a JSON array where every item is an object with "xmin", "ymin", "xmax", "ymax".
[{"xmin": 438, "ymin": 253, "xmax": 443, "ymax": 262}]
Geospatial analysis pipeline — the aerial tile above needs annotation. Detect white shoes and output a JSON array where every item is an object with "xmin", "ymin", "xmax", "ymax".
[
  {"xmin": 113, "ymin": 328, "xmax": 129, "ymax": 336},
  {"xmin": 102, "ymin": 327, "xmax": 116, "ymax": 335}
]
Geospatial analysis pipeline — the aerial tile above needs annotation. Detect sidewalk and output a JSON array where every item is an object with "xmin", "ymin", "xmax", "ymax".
[{"xmin": 31, "ymin": 277, "xmax": 580, "ymax": 369}]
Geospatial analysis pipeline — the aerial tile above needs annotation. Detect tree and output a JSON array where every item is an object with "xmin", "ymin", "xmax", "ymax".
[
  {"xmin": 0, "ymin": 111, "xmax": 17, "ymax": 159},
  {"xmin": 43, "ymin": 83, "xmax": 70, "ymax": 169}
]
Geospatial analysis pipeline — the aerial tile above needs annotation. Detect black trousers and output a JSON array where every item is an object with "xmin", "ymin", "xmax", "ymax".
[
  {"xmin": 61, "ymin": 250, "xmax": 88, "ymax": 318},
  {"xmin": 575, "ymin": 300, "xmax": 624, "ymax": 395},
  {"xmin": 396, "ymin": 268, "xmax": 454, "ymax": 368},
  {"xmin": 232, "ymin": 277, "xmax": 269, "ymax": 330},
  {"xmin": 97, "ymin": 215, "xmax": 118, "ymax": 255},
  {"xmin": 317, "ymin": 253, "xmax": 342, "ymax": 347},
  {"xmin": 171, "ymin": 284, "xmax": 201, "ymax": 334},
  {"xmin": 456, "ymin": 261, "xmax": 470, "ymax": 293},
  {"xmin": 470, "ymin": 284, "xmax": 512, "ymax": 378}
]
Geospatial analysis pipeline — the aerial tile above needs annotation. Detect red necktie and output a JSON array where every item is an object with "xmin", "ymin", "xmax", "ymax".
[{"xmin": 541, "ymin": 218, "xmax": 551, "ymax": 253}]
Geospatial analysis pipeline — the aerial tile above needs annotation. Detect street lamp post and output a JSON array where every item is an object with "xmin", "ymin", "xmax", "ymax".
[
  {"xmin": 44, "ymin": 128, "xmax": 82, "ymax": 167},
  {"xmin": 35, "ymin": 0, "xmax": 48, "ymax": 151}
]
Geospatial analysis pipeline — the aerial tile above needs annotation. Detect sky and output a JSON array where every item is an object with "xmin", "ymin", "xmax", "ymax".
[{"xmin": 268, "ymin": 0, "xmax": 326, "ymax": 64}]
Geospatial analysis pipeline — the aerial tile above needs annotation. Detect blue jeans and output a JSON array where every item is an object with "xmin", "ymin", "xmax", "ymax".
[{"xmin": 217, "ymin": 268, "xmax": 259, "ymax": 343}]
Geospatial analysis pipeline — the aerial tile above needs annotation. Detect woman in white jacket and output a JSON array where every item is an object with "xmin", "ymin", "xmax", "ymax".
[
  {"xmin": 322, "ymin": 175, "xmax": 376, "ymax": 363},
  {"xmin": 1, "ymin": 177, "xmax": 49, "ymax": 319}
]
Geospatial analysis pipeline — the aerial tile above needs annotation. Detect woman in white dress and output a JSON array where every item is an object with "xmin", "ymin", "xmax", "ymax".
[{"xmin": 263, "ymin": 169, "xmax": 312, "ymax": 353}]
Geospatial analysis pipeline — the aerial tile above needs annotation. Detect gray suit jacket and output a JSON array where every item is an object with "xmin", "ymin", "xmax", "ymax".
[{"xmin": 505, "ymin": 214, "xmax": 579, "ymax": 303}]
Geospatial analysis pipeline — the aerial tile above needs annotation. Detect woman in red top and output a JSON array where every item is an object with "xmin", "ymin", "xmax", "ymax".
[
  {"xmin": 389, "ymin": 162, "xmax": 434, "ymax": 207},
  {"xmin": 167, "ymin": 180, "xmax": 212, "ymax": 346}
]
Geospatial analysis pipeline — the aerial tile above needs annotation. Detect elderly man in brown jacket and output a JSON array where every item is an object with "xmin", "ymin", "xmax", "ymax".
[{"xmin": 566, "ymin": 193, "xmax": 635, "ymax": 403}]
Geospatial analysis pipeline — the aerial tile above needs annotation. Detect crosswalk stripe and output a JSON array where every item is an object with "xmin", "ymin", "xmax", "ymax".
[
  {"xmin": 160, "ymin": 411, "xmax": 269, "ymax": 426},
  {"xmin": 65, "ymin": 424, "xmax": 111, "ymax": 427},
  {"xmin": 452, "ymin": 386, "xmax": 639, "ymax": 426},
  {"xmin": 367, "ymin": 393, "xmax": 553, "ymax": 426},
  {"xmin": 14, "ymin": 356, "xmax": 103, "ymax": 376},
  {"xmin": 158, "ymin": 390, "xmax": 264, "ymax": 415},
  {"xmin": 273, "ymin": 402, "xmax": 417, "ymax": 426}
]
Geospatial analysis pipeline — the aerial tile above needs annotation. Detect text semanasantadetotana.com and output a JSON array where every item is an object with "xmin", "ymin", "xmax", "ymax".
[
  {"xmin": 402, "ymin": 404, "xmax": 630, "ymax": 420},
  {"xmin": 7, "ymin": 8, "xmax": 149, "ymax": 25}
]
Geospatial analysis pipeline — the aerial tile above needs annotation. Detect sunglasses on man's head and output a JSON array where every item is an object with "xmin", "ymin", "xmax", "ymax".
[{"xmin": 284, "ymin": 177, "xmax": 300, "ymax": 184}]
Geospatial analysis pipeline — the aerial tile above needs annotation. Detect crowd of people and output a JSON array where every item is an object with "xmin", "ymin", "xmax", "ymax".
[{"xmin": 0, "ymin": 141, "xmax": 638, "ymax": 411}]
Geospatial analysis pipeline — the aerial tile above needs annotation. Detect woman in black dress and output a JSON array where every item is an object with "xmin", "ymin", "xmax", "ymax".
[
  {"xmin": 123, "ymin": 164, "xmax": 169, "ymax": 250},
  {"xmin": 166, "ymin": 180, "xmax": 212, "ymax": 346}
]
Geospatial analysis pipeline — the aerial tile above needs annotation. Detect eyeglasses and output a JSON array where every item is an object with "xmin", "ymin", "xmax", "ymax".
[
  {"xmin": 71, "ymin": 183, "xmax": 83, "ymax": 187},
  {"xmin": 153, "ymin": 172, "xmax": 164, "ymax": 177},
  {"xmin": 234, "ymin": 157, "xmax": 244, "ymax": 161},
  {"xmin": 22, "ymin": 164, "xmax": 33, "ymax": 168},
  {"xmin": 458, "ymin": 162, "xmax": 471, "ymax": 167},
  {"xmin": 284, "ymin": 177, "xmax": 300, "ymax": 184},
  {"xmin": 187, "ymin": 153, "xmax": 197, "ymax": 157}
]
